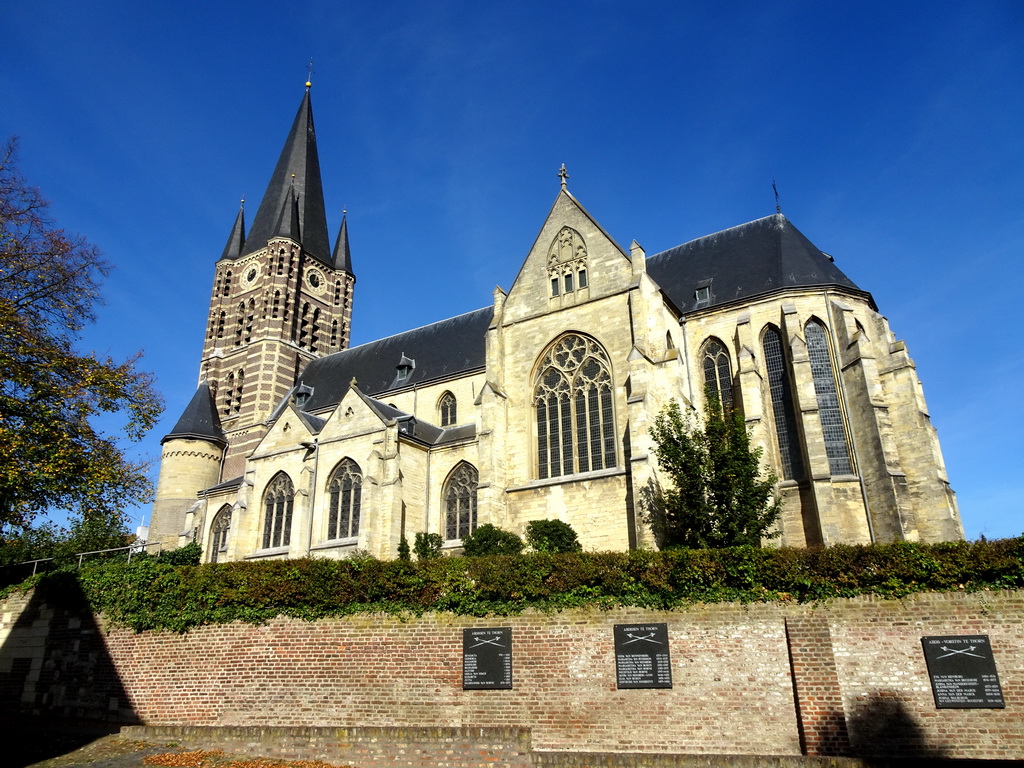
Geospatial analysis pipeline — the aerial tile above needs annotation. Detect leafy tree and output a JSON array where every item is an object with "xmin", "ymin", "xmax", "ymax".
[
  {"xmin": 525, "ymin": 519, "xmax": 582, "ymax": 553},
  {"xmin": 413, "ymin": 532, "xmax": 443, "ymax": 560},
  {"xmin": 461, "ymin": 523, "xmax": 524, "ymax": 557},
  {"xmin": 0, "ymin": 139, "xmax": 162, "ymax": 530},
  {"xmin": 644, "ymin": 397, "xmax": 780, "ymax": 549}
]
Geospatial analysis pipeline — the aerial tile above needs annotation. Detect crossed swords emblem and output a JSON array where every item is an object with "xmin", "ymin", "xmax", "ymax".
[
  {"xmin": 470, "ymin": 637, "xmax": 506, "ymax": 649},
  {"xmin": 623, "ymin": 631, "xmax": 663, "ymax": 646},
  {"xmin": 937, "ymin": 645, "xmax": 985, "ymax": 659}
]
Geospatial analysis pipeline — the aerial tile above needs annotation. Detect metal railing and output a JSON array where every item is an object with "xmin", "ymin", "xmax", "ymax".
[{"xmin": 13, "ymin": 541, "xmax": 164, "ymax": 576}]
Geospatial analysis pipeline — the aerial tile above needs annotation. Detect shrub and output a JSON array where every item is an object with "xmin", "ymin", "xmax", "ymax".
[
  {"xmin": 526, "ymin": 519, "xmax": 582, "ymax": 553},
  {"xmin": 397, "ymin": 535, "xmax": 411, "ymax": 561},
  {"xmin": 159, "ymin": 541, "xmax": 201, "ymax": 566},
  {"xmin": 462, "ymin": 524, "xmax": 524, "ymax": 557},
  {"xmin": 414, "ymin": 532, "xmax": 443, "ymax": 560}
]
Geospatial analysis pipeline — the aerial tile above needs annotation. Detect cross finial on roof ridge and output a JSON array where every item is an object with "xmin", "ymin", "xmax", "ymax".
[
  {"xmin": 558, "ymin": 163, "xmax": 569, "ymax": 190},
  {"xmin": 306, "ymin": 58, "xmax": 315, "ymax": 90}
]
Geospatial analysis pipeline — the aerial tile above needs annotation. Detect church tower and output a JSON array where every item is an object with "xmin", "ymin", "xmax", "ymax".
[{"xmin": 149, "ymin": 84, "xmax": 354, "ymax": 547}]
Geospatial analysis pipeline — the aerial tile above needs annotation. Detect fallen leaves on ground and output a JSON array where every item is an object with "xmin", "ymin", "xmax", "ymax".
[{"xmin": 143, "ymin": 751, "xmax": 350, "ymax": 768}]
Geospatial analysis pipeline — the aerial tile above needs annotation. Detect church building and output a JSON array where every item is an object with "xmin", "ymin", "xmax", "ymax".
[{"xmin": 149, "ymin": 86, "xmax": 963, "ymax": 562}]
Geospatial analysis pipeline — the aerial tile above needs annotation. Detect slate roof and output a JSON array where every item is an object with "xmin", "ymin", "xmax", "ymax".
[
  {"xmin": 162, "ymin": 381, "xmax": 225, "ymax": 446},
  {"xmin": 239, "ymin": 89, "xmax": 332, "ymax": 266},
  {"xmin": 646, "ymin": 213, "xmax": 872, "ymax": 314},
  {"xmin": 296, "ymin": 307, "xmax": 493, "ymax": 414}
]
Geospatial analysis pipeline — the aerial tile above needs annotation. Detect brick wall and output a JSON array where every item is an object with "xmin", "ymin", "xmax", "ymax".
[{"xmin": 1, "ymin": 589, "xmax": 1021, "ymax": 760}]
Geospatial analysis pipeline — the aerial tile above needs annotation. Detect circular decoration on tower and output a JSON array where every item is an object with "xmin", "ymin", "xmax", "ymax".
[{"xmin": 305, "ymin": 267, "xmax": 326, "ymax": 293}]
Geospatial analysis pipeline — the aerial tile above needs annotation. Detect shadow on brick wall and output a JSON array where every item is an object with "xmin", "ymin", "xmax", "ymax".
[
  {"xmin": 0, "ymin": 574, "xmax": 138, "ymax": 766},
  {"xmin": 843, "ymin": 690, "xmax": 949, "ymax": 762}
]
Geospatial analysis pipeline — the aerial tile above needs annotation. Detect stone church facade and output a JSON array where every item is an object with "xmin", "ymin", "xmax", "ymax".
[{"xmin": 149, "ymin": 87, "xmax": 963, "ymax": 563}]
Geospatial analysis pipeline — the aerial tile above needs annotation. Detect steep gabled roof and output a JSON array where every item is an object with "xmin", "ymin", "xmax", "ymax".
[
  {"xmin": 296, "ymin": 307, "xmax": 492, "ymax": 413},
  {"xmin": 162, "ymin": 381, "xmax": 225, "ymax": 446},
  {"xmin": 239, "ymin": 89, "xmax": 331, "ymax": 264},
  {"xmin": 646, "ymin": 214, "xmax": 872, "ymax": 314}
]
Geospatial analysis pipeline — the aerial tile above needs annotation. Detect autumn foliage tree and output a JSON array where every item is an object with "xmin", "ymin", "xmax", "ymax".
[
  {"xmin": 644, "ymin": 396, "xmax": 780, "ymax": 549},
  {"xmin": 0, "ymin": 139, "xmax": 162, "ymax": 531}
]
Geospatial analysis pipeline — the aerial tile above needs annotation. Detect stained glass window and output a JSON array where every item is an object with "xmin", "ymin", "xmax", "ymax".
[
  {"xmin": 327, "ymin": 459, "xmax": 362, "ymax": 540},
  {"xmin": 262, "ymin": 473, "xmax": 294, "ymax": 549},
  {"xmin": 763, "ymin": 326, "xmax": 805, "ymax": 481},
  {"xmin": 444, "ymin": 463, "xmax": 478, "ymax": 540},
  {"xmin": 805, "ymin": 320, "xmax": 853, "ymax": 475},
  {"xmin": 535, "ymin": 335, "xmax": 615, "ymax": 478}
]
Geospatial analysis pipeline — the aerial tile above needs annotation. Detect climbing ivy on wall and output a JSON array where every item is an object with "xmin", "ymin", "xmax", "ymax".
[{"xmin": 8, "ymin": 537, "xmax": 1024, "ymax": 633}]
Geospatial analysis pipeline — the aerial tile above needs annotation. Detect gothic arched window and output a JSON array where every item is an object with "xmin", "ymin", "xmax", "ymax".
[
  {"xmin": 805, "ymin": 319, "xmax": 853, "ymax": 475},
  {"xmin": 547, "ymin": 227, "xmax": 589, "ymax": 297},
  {"xmin": 534, "ymin": 334, "xmax": 615, "ymax": 479},
  {"xmin": 701, "ymin": 337, "xmax": 734, "ymax": 412},
  {"xmin": 262, "ymin": 473, "xmax": 294, "ymax": 549},
  {"xmin": 438, "ymin": 391, "xmax": 457, "ymax": 427},
  {"xmin": 327, "ymin": 459, "xmax": 362, "ymax": 540},
  {"xmin": 444, "ymin": 462, "xmax": 478, "ymax": 540},
  {"xmin": 762, "ymin": 325, "xmax": 804, "ymax": 481},
  {"xmin": 208, "ymin": 505, "xmax": 231, "ymax": 563}
]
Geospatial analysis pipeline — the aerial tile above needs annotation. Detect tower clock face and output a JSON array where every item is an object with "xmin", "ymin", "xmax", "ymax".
[
  {"xmin": 306, "ymin": 267, "xmax": 325, "ymax": 293},
  {"xmin": 241, "ymin": 263, "xmax": 261, "ymax": 286}
]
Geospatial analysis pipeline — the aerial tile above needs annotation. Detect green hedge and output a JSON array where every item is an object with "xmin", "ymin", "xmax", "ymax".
[{"xmin": 12, "ymin": 537, "xmax": 1024, "ymax": 632}]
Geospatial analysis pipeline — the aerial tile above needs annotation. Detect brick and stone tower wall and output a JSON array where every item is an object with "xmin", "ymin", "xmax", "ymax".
[{"xmin": 200, "ymin": 234, "xmax": 353, "ymax": 479}]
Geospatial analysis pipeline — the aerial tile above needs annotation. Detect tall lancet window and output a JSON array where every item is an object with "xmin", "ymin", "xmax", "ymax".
[
  {"xmin": 444, "ymin": 462, "xmax": 478, "ymax": 540},
  {"xmin": 209, "ymin": 506, "xmax": 231, "ymax": 563},
  {"xmin": 701, "ymin": 338, "xmax": 735, "ymax": 413},
  {"xmin": 763, "ymin": 325, "xmax": 805, "ymax": 481},
  {"xmin": 534, "ymin": 334, "xmax": 615, "ymax": 479},
  {"xmin": 805, "ymin": 319, "xmax": 854, "ymax": 475},
  {"xmin": 262, "ymin": 473, "xmax": 294, "ymax": 549},
  {"xmin": 438, "ymin": 391, "xmax": 457, "ymax": 427},
  {"xmin": 327, "ymin": 459, "xmax": 362, "ymax": 540}
]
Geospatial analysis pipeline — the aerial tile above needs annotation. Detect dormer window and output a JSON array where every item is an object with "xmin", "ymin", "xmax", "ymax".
[
  {"xmin": 393, "ymin": 354, "xmax": 415, "ymax": 387},
  {"xmin": 294, "ymin": 383, "xmax": 314, "ymax": 409},
  {"xmin": 694, "ymin": 280, "xmax": 713, "ymax": 308}
]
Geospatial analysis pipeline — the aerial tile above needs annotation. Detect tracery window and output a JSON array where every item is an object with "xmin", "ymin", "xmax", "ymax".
[
  {"xmin": 534, "ymin": 334, "xmax": 615, "ymax": 479},
  {"xmin": 208, "ymin": 506, "xmax": 231, "ymax": 563},
  {"xmin": 763, "ymin": 326, "xmax": 804, "ymax": 481},
  {"xmin": 701, "ymin": 338, "xmax": 734, "ymax": 413},
  {"xmin": 438, "ymin": 391, "xmax": 457, "ymax": 427},
  {"xmin": 444, "ymin": 462, "xmax": 478, "ymax": 540},
  {"xmin": 805, "ymin": 319, "xmax": 853, "ymax": 475},
  {"xmin": 261, "ymin": 473, "xmax": 294, "ymax": 549},
  {"xmin": 547, "ymin": 227, "xmax": 589, "ymax": 297},
  {"xmin": 327, "ymin": 459, "xmax": 362, "ymax": 540}
]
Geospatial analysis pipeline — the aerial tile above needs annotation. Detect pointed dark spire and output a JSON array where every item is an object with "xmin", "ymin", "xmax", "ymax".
[
  {"xmin": 220, "ymin": 201, "xmax": 246, "ymax": 261},
  {"xmin": 331, "ymin": 211, "xmax": 354, "ymax": 275},
  {"xmin": 242, "ymin": 89, "xmax": 331, "ymax": 263},
  {"xmin": 162, "ymin": 381, "xmax": 226, "ymax": 446},
  {"xmin": 273, "ymin": 183, "xmax": 302, "ymax": 243}
]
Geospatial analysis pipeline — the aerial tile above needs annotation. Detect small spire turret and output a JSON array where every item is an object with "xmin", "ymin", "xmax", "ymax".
[{"xmin": 220, "ymin": 199, "xmax": 246, "ymax": 261}]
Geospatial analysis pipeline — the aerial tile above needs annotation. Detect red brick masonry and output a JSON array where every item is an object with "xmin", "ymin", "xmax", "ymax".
[{"xmin": 1, "ymin": 590, "xmax": 1021, "ymax": 760}]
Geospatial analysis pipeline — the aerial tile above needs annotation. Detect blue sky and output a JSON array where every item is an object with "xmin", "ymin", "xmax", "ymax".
[{"xmin": 2, "ymin": 1, "xmax": 1022, "ymax": 540}]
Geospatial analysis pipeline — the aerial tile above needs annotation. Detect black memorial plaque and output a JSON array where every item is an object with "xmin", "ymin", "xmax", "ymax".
[
  {"xmin": 614, "ymin": 623, "xmax": 672, "ymax": 689},
  {"xmin": 921, "ymin": 635, "xmax": 1004, "ymax": 709},
  {"xmin": 463, "ymin": 627, "xmax": 512, "ymax": 689}
]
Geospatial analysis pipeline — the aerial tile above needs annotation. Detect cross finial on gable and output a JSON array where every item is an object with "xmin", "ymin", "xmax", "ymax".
[
  {"xmin": 558, "ymin": 163, "xmax": 569, "ymax": 190},
  {"xmin": 306, "ymin": 58, "xmax": 315, "ymax": 89}
]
